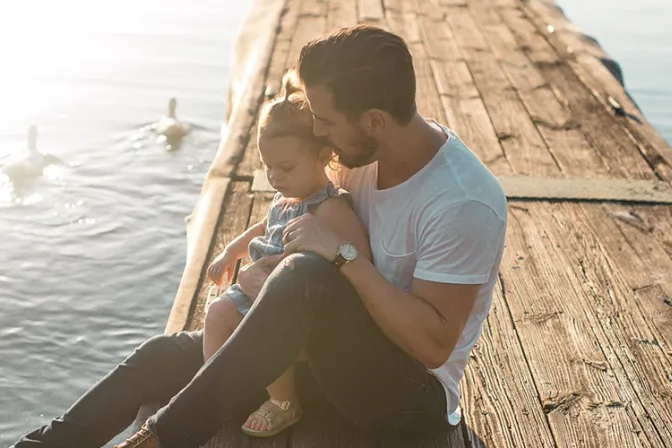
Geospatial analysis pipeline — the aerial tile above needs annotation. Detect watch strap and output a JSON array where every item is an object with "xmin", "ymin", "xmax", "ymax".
[{"xmin": 332, "ymin": 252, "xmax": 347, "ymax": 268}]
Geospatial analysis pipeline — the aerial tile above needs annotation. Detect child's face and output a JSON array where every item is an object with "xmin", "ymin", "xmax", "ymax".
[{"xmin": 258, "ymin": 135, "xmax": 329, "ymax": 199}]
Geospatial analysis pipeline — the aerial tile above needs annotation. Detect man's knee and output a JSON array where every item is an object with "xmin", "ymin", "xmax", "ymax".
[
  {"xmin": 264, "ymin": 252, "xmax": 352, "ymax": 308},
  {"xmin": 276, "ymin": 251, "xmax": 332, "ymax": 279},
  {"xmin": 126, "ymin": 331, "xmax": 202, "ymax": 368}
]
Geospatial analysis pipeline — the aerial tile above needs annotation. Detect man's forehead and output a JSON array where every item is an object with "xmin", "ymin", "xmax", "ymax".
[{"xmin": 305, "ymin": 85, "xmax": 333, "ymax": 111}]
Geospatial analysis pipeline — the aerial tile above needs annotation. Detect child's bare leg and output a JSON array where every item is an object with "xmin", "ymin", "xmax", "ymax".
[
  {"xmin": 203, "ymin": 296, "xmax": 244, "ymax": 361},
  {"xmin": 244, "ymin": 365, "xmax": 302, "ymax": 432}
]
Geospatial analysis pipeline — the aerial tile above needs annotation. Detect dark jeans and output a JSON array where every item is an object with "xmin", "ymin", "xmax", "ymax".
[{"xmin": 14, "ymin": 252, "xmax": 446, "ymax": 448}]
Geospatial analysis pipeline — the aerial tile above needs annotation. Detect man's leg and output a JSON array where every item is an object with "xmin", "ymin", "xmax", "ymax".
[
  {"xmin": 305, "ymin": 266, "xmax": 447, "ymax": 434},
  {"xmin": 147, "ymin": 253, "xmax": 445, "ymax": 448},
  {"xmin": 13, "ymin": 331, "xmax": 204, "ymax": 448}
]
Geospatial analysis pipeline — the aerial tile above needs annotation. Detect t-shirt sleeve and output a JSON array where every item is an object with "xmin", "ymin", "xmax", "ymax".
[{"xmin": 414, "ymin": 200, "xmax": 506, "ymax": 285}]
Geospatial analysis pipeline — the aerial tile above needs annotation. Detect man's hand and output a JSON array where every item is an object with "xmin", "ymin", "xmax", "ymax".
[
  {"xmin": 237, "ymin": 254, "xmax": 283, "ymax": 301},
  {"xmin": 283, "ymin": 214, "xmax": 342, "ymax": 261}
]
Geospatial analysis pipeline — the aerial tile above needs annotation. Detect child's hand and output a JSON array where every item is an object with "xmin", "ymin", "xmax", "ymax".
[{"xmin": 207, "ymin": 250, "xmax": 237, "ymax": 286}]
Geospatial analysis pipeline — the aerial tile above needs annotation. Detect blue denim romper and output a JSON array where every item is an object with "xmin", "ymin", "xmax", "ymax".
[{"xmin": 225, "ymin": 181, "xmax": 351, "ymax": 315}]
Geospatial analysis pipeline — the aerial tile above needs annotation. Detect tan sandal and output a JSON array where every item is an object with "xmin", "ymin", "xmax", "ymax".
[{"xmin": 241, "ymin": 397, "xmax": 303, "ymax": 438}]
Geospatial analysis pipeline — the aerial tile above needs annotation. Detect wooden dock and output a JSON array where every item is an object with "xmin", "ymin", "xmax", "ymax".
[{"xmin": 164, "ymin": 0, "xmax": 672, "ymax": 446}]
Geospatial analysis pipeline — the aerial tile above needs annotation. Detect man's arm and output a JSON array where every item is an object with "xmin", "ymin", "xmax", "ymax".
[
  {"xmin": 340, "ymin": 259, "xmax": 479, "ymax": 368},
  {"xmin": 283, "ymin": 200, "xmax": 504, "ymax": 369},
  {"xmin": 310, "ymin": 196, "xmax": 372, "ymax": 262}
]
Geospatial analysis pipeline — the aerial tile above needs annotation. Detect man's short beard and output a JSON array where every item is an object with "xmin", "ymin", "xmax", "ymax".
[{"xmin": 332, "ymin": 131, "xmax": 379, "ymax": 169}]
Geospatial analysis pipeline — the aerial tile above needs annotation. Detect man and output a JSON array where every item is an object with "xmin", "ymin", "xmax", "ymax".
[{"xmin": 14, "ymin": 25, "xmax": 507, "ymax": 448}]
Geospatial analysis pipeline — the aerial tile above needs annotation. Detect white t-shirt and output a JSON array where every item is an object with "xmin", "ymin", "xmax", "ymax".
[{"xmin": 329, "ymin": 124, "xmax": 507, "ymax": 424}]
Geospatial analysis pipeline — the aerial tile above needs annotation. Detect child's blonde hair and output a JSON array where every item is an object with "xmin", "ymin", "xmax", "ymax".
[{"xmin": 257, "ymin": 70, "xmax": 328, "ymax": 154}]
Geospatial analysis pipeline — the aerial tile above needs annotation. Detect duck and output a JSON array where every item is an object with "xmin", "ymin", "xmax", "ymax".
[
  {"xmin": 0, "ymin": 125, "xmax": 60, "ymax": 181},
  {"xmin": 151, "ymin": 97, "xmax": 191, "ymax": 141}
]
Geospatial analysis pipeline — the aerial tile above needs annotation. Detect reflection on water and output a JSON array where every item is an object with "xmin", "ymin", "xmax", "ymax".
[{"xmin": 0, "ymin": 0, "xmax": 250, "ymax": 446}]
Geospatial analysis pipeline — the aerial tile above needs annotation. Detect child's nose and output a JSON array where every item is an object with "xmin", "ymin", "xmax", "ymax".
[{"xmin": 269, "ymin": 170, "xmax": 282, "ymax": 183}]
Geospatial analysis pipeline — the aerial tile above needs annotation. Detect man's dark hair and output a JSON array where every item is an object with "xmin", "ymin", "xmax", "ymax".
[{"xmin": 297, "ymin": 24, "xmax": 416, "ymax": 125}]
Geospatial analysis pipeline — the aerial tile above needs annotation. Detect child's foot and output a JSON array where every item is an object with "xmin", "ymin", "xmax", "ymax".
[{"xmin": 241, "ymin": 397, "xmax": 303, "ymax": 437}]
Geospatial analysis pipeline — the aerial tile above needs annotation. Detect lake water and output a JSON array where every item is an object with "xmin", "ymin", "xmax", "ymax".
[
  {"xmin": 1, "ymin": 0, "xmax": 670, "ymax": 447},
  {"xmin": 0, "ymin": 1, "xmax": 250, "ymax": 446}
]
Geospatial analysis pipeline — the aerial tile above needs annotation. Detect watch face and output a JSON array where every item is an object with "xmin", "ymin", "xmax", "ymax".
[{"xmin": 340, "ymin": 243, "xmax": 358, "ymax": 261}]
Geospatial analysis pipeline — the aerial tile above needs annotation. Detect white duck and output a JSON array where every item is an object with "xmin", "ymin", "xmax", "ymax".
[
  {"xmin": 1, "ymin": 125, "xmax": 60, "ymax": 180},
  {"xmin": 151, "ymin": 97, "xmax": 191, "ymax": 141}
]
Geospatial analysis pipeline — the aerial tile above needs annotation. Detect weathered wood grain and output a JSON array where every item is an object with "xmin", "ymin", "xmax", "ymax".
[
  {"xmin": 523, "ymin": 0, "xmax": 672, "ymax": 181},
  {"xmin": 495, "ymin": 1, "xmax": 656, "ymax": 180},
  {"xmin": 538, "ymin": 202, "xmax": 672, "ymax": 446},
  {"xmin": 460, "ymin": 276, "xmax": 556, "ymax": 448},
  {"xmin": 504, "ymin": 203, "xmax": 655, "ymax": 448},
  {"xmin": 468, "ymin": 0, "xmax": 611, "ymax": 178},
  {"xmin": 358, "ymin": 0, "xmax": 385, "ymax": 23},
  {"xmin": 417, "ymin": 13, "xmax": 512, "ymax": 174},
  {"xmin": 186, "ymin": 182, "xmax": 254, "ymax": 331},
  {"xmin": 327, "ymin": 0, "xmax": 357, "ymax": 30},
  {"xmin": 443, "ymin": 4, "xmax": 561, "ymax": 176}
]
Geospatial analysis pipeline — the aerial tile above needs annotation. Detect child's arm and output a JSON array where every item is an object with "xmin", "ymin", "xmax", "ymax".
[
  {"xmin": 224, "ymin": 219, "xmax": 266, "ymax": 260},
  {"xmin": 207, "ymin": 219, "xmax": 266, "ymax": 285}
]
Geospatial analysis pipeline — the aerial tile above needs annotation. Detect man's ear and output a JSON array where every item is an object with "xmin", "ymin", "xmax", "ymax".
[{"xmin": 366, "ymin": 109, "xmax": 387, "ymax": 133}]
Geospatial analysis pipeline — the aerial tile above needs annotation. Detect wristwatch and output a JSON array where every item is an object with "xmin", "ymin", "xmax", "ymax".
[{"xmin": 332, "ymin": 243, "xmax": 358, "ymax": 269}]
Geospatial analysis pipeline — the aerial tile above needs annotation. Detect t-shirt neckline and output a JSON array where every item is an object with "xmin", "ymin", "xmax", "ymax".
[{"xmin": 373, "ymin": 119, "xmax": 451, "ymax": 195}]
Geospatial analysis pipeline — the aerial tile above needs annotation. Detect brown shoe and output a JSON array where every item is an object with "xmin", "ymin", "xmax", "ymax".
[{"xmin": 114, "ymin": 423, "xmax": 160, "ymax": 448}]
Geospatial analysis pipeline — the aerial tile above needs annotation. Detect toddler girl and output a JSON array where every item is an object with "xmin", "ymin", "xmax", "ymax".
[{"xmin": 203, "ymin": 71, "xmax": 370, "ymax": 437}]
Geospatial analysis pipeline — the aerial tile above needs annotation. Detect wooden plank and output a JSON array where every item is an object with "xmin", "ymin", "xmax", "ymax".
[
  {"xmin": 503, "ymin": 203, "xmax": 658, "ymax": 448},
  {"xmin": 537, "ymin": 202, "xmax": 672, "ymax": 446},
  {"xmin": 237, "ymin": 119, "xmax": 261, "ymax": 178},
  {"xmin": 239, "ymin": 192, "xmax": 275, "ymax": 272},
  {"xmin": 384, "ymin": 0, "xmax": 421, "ymax": 44},
  {"xmin": 499, "ymin": 176, "xmax": 672, "ymax": 203},
  {"xmin": 494, "ymin": 3, "xmax": 656, "ymax": 181},
  {"xmin": 460, "ymin": 277, "xmax": 556, "ymax": 448},
  {"xmin": 468, "ymin": 0, "xmax": 611, "ymax": 179},
  {"xmin": 358, "ymin": 0, "xmax": 384, "ymax": 23},
  {"xmin": 579, "ymin": 205, "xmax": 672, "ymax": 351},
  {"xmin": 237, "ymin": 0, "xmax": 301, "ymax": 178},
  {"xmin": 414, "ymin": 11, "xmax": 511, "ymax": 175},
  {"xmin": 633, "ymin": 284, "xmax": 672, "ymax": 359},
  {"xmin": 641, "ymin": 206, "xmax": 672, "ymax": 260},
  {"xmin": 382, "ymin": 2, "xmax": 447, "ymax": 126},
  {"xmin": 442, "ymin": 5, "xmax": 561, "ymax": 177},
  {"xmin": 285, "ymin": 1, "xmax": 327, "ymax": 67},
  {"xmin": 186, "ymin": 182, "xmax": 254, "ymax": 331},
  {"xmin": 266, "ymin": 0, "xmax": 301, "ymax": 96},
  {"xmin": 327, "ymin": 0, "xmax": 357, "ymax": 30},
  {"xmin": 254, "ymin": 168, "xmax": 672, "ymax": 203},
  {"xmin": 462, "ymin": 8, "xmax": 672, "ymax": 444},
  {"xmin": 522, "ymin": 0, "xmax": 672, "ymax": 182},
  {"xmin": 409, "ymin": 42, "xmax": 450, "ymax": 124}
]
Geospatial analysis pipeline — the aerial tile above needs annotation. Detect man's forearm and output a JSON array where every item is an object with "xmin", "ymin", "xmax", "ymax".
[{"xmin": 340, "ymin": 258, "xmax": 447, "ymax": 368}]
